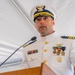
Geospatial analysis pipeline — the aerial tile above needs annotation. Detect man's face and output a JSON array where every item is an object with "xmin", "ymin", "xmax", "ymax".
[{"xmin": 34, "ymin": 16, "xmax": 55, "ymax": 36}]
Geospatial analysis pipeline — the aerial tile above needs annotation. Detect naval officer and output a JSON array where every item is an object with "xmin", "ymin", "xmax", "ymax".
[{"xmin": 21, "ymin": 4, "xmax": 75, "ymax": 75}]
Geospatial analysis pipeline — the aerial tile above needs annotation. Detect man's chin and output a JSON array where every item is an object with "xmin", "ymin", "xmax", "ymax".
[{"xmin": 40, "ymin": 31, "xmax": 46, "ymax": 34}]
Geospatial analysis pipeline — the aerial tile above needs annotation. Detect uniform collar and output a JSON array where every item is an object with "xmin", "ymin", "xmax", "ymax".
[{"xmin": 41, "ymin": 31, "xmax": 57, "ymax": 39}]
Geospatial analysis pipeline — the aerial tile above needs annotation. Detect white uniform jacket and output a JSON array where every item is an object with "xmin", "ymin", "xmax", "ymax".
[{"xmin": 21, "ymin": 33, "xmax": 75, "ymax": 75}]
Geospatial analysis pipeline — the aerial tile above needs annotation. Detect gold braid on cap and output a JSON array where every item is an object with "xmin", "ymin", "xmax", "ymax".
[{"xmin": 33, "ymin": 12, "xmax": 54, "ymax": 19}]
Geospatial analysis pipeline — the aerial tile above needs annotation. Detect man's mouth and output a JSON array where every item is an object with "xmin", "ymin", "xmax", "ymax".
[
  {"xmin": 40, "ymin": 26, "xmax": 46, "ymax": 29},
  {"xmin": 39, "ymin": 26, "xmax": 47, "ymax": 31}
]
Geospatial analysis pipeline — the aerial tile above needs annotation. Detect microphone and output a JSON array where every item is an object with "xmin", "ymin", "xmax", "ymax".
[
  {"xmin": 31, "ymin": 36, "xmax": 37, "ymax": 41},
  {"xmin": 0, "ymin": 36, "xmax": 37, "ymax": 67},
  {"xmin": 23, "ymin": 36, "xmax": 37, "ymax": 48}
]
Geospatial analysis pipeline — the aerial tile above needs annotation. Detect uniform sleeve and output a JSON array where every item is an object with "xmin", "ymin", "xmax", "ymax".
[
  {"xmin": 70, "ymin": 40, "xmax": 75, "ymax": 66},
  {"xmin": 20, "ymin": 48, "xmax": 29, "ymax": 69}
]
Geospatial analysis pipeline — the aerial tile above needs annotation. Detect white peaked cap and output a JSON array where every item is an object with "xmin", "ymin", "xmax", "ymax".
[{"xmin": 30, "ymin": 4, "xmax": 57, "ymax": 21}]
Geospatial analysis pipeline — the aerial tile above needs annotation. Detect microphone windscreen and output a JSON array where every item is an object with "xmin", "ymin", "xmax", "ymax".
[{"xmin": 31, "ymin": 36, "xmax": 37, "ymax": 41}]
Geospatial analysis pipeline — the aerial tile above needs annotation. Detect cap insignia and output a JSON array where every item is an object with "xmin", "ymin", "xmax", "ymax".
[{"xmin": 36, "ymin": 5, "xmax": 45, "ymax": 12}]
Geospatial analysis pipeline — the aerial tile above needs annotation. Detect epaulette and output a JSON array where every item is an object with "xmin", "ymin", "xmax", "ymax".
[{"xmin": 61, "ymin": 36, "xmax": 75, "ymax": 40}]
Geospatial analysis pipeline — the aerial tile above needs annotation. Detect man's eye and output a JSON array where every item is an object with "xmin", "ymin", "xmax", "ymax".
[
  {"xmin": 44, "ymin": 17, "xmax": 48, "ymax": 20},
  {"xmin": 36, "ymin": 18, "xmax": 41, "ymax": 21}
]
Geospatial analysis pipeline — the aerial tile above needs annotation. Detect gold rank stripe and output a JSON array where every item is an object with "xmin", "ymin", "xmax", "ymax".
[
  {"xmin": 68, "ymin": 36, "xmax": 75, "ymax": 39},
  {"xmin": 61, "ymin": 36, "xmax": 75, "ymax": 40}
]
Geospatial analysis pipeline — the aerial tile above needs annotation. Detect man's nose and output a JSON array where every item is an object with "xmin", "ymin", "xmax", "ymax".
[{"xmin": 40, "ymin": 18, "xmax": 45, "ymax": 24}]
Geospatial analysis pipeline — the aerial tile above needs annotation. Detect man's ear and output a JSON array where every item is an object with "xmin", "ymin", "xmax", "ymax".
[{"xmin": 52, "ymin": 20, "xmax": 55, "ymax": 25}]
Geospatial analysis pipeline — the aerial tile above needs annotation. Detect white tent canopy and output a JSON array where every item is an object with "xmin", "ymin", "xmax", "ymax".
[{"xmin": 0, "ymin": 0, "xmax": 75, "ymax": 73}]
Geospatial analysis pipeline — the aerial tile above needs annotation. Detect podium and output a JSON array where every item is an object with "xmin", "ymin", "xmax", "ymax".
[{"xmin": 0, "ymin": 63, "xmax": 56, "ymax": 75}]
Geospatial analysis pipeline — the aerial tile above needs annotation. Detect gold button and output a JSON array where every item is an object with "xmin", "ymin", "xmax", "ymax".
[
  {"xmin": 43, "ymin": 60, "xmax": 47, "ymax": 63},
  {"xmin": 45, "ymin": 41, "xmax": 48, "ymax": 44},
  {"xmin": 44, "ymin": 49, "xmax": 47, "ymax": 52}
]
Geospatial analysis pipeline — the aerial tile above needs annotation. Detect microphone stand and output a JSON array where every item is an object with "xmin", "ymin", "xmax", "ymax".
[{"xmin": 0, "ymin": 39, "xmax": 33, "ymax": 67}]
